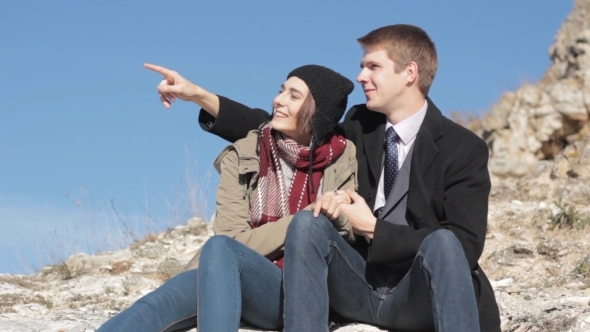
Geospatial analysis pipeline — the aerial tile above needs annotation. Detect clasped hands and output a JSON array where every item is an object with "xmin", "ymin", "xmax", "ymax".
[{"xmin": 312, "ymin": 189, "xmax": 377, "ymax": 239}]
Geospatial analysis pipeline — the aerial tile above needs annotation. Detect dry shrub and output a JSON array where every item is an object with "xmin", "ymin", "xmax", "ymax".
[
  {"xmin": 551, "ymin": 201, "xmax": 590, "ymax": 229},
  {"xmin": 109, "ymin": 261, "xmax": 131, "ymax": 275},
  {"xmin": 451, "ymin": 110, "xmax": 483, "ymax": 134}
]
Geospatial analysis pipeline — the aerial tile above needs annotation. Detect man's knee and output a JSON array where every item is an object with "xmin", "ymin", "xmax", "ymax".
[{"xmin": 420, "ymin": 229, "xmax": 463, "ymax": 258}]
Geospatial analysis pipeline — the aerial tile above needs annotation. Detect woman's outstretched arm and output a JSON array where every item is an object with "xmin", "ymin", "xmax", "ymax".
[
  {"xmin": 145, "ymin": 63, "xmax": 270, "ymax": 143},
  {"xmin": 144, "ymin": 63, "xmax": 220, "ymax": 117}
]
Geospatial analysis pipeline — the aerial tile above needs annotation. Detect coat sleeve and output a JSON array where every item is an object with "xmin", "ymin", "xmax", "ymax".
[
  {"xmin": 213, "ymin": 148, "xmax": 310, "ymax": 260},
  {"xmin": 368, "ymin": 138, "xmax": 490, "ymax": 272},
  {"xmin": 198, "ymin": 95, "xmax": 272, "ymax": 143}
]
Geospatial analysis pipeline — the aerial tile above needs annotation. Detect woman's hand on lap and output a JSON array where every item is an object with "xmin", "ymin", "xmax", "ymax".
[{"xmin": 312, "ymin": 190, "xmax": 351, "ymax": 220}]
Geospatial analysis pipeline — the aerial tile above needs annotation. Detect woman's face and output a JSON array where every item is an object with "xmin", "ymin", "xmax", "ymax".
[{"xmin": 270, "ymin": 76, "xmax": 312, "ymax": 145}]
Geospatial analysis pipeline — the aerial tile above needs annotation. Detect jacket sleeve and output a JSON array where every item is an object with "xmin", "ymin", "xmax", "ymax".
[
  {"xmin": 198, "ymin": 95, "xmax": 272, "ymax": 143},
  {"xmin": 368, "ymin": 138, "xmax": 490, "ymax": 272},
  {"xmin": 213, "ymin": 148, "xmax": 311, "ymax": 260},
  {"xmin": 325, "ymin": 141, "xmax": 358, "ymax": 244}
]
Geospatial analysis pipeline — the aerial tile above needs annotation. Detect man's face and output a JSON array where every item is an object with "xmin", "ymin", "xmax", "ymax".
[{"xmin": 356, "ymin": 48, "xmax": 407, "ymax": 113}]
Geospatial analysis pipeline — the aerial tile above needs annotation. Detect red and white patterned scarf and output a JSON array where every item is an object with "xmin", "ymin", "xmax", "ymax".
[{"xmin": 250, "ymin": 123, "xmax": 346, "ymax": 228}]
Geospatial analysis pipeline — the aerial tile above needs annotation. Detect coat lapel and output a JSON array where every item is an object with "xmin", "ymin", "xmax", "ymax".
[
  {"xmin": 407, "ymin": 98, "xmax": 444, "ymax": 220},
  {"xmin": 379, "ymin": 144, "xmax": 414, "ymax": 221},
  {"xmin": 412, "ymin": 98, "xmax": 443, "ymax": 178}
]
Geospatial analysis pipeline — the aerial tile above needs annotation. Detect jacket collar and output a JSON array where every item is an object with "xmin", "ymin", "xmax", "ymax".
[
  {"xmin": 213, "ymin": 130, "xmax": 260, "ymax": 175},
  {"xmin": 362, "ymin": 110, "xmax": 386, "ymax": 183},
  {"xmin": 362, "ymin": 97, "xmax": 445, "ymax": 182}
]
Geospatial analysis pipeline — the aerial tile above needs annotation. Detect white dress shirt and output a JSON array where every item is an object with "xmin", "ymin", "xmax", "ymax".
[{"xmin": 374, "ymin": 101, "xmax": 428, "ymax": 212}]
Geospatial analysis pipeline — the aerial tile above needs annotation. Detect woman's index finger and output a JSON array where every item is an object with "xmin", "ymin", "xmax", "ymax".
[{"xmin": 144, "ymin": 63, "xmax": 172, "ymax": 76}]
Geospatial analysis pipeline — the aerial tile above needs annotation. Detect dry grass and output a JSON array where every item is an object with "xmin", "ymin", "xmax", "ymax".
[
  {"xmin": 450, "ymin": 109, "xmax": 483, "ymax": 134},
  {"xmin": 506, "ymin": 312, "xmax": 577, "ymax": 332},
  {"xmin": 0, "ymin": 275, "xmax": 36, "ymax": 290},
  {"xmin": 109, "ymin": 261, "xmax": 131, "ymax": 275},
  {"xmin": 551, "ymin": 201, "xmax": 590, "ymax": 229},
  {"xmin": 9, "ymin": 155, "xmax": 212, "ymax": 276},
  {"xmin": 0, "ymin": 294, "xmax": 53, "ymax": 312},
  {"xmin": 130, "ymin": 233, "xmax": 158, "ymax": 250}
]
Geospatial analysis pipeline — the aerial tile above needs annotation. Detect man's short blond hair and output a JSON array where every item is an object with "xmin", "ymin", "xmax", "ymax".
[{"xmin": 358, "ymin": 24, "xmax": 438, "ymax": 96}]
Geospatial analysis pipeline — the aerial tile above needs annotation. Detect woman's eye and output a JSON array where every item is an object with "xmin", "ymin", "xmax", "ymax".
[{"xmin": 291, "ymin": 95, "xmax": 299, "ymax": 100}]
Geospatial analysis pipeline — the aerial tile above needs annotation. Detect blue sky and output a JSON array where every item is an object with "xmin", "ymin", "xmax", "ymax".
[{"xmin": 0, "ymin": 1, "xmax": 573, "ymax": 274}]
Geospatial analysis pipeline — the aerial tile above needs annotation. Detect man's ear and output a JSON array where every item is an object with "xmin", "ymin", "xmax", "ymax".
[{"xmin": 405, "ymin": 61, "xmax": 419, "ymax": 84}]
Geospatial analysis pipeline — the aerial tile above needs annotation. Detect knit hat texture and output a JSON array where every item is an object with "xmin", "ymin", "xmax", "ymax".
[{"xmin": 287, "ymin": 65, "xmax": 354, "ymax": 147}]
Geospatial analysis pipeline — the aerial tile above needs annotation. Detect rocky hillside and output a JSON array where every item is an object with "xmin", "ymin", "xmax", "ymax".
[
  {"xmin": 470, "ymin": 0, "xmax": 590, "ymax": 330},
  {"xmin": 2, "ymin": 1, "xmax": 590, "ymax": 331},
  {"xmin": 0, "ymin": 218, "xmax": 390, "ymax": 332},
  {"xmin": 475, "ymin": 0, "xmax": 590, "ymax": 205}
]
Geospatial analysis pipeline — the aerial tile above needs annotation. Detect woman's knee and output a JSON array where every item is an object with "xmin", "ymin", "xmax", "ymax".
[
  {"xmin": 286, "ymin": 210, "xmax": 334, "ymax": 242},
  {"xmin": 199, "ymin": 235, "xmax": 249, "ymax": 276},
  {"xmin": 201, "ymin": 235, "xmax": 238, "ymax": 257}
]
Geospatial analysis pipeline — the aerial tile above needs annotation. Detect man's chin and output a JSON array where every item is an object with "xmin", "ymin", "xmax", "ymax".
[{"xmin": 365, "ymin": 101, "xmax": 383, "ymax": 113}]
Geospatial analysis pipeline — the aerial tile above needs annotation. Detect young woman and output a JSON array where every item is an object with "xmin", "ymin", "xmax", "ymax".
[{"xmin": 97, "ymin": 64, "xmax": 356, "ymax": 331}]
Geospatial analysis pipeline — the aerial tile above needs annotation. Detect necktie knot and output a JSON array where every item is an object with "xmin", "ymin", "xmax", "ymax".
[{"xmin": 386, "ymin": 126, "xmax": 398, "ymax": 142}]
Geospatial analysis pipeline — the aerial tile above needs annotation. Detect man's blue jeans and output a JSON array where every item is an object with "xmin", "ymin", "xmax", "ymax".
[
  {"xmin": 283, "ymin": 211, "xmax": 479, "ymax": 332},
  {"xmin": 97, "ymin": 235, "xmax": 283, "ymax": 332}
]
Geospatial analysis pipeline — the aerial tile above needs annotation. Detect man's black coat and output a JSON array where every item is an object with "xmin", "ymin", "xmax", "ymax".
[{"xmin": 199, "ymin": 96, "xmax": 501, "ymax": 332}]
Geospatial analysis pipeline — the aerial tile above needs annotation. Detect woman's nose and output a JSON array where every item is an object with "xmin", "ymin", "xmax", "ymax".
[{"xmin": 273, "ymin": 93, "xmax": 285, "ymax": 106}]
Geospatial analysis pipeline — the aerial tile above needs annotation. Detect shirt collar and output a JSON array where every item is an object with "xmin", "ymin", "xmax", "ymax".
[{"xmin": 385, "ymin": 100, "xmax": 428, "ymax": 145}]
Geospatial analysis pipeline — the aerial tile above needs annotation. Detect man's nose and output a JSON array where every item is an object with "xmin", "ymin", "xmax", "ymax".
[{"xmin": 356, "ymin": 69, "xmax": 368, "ymax": 83}]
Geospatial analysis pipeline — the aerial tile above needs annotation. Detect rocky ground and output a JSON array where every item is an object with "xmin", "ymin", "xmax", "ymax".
[
  {"xmin": 0, "ymin": 217, "xmax": 391, "ymax": 332},
  {"xmin": 3, "ymin": 0, "xmax": 590, "ymax": 330},
  {"xmin": 0, "ymin": 192, "xmax": 589, "ymax": 331}
]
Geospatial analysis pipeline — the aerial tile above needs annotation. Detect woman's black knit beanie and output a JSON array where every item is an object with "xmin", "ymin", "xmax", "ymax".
[{"xmin": 287, "ymin": 65, "xmax": 354, "ymax": 148}]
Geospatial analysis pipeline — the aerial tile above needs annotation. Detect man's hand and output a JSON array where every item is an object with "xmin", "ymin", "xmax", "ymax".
[
  {"xmin": 340, "ymin": 189, "xmax": 377, "ymax": 239},
  {"xmin": 312, "ymin": 190, "xmax": 351, "ymax": 219}
]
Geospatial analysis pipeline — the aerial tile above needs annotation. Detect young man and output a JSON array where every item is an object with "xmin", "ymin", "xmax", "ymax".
[
  {"xmin": 282, "ymin": 25, "xmax": 500, "ymax": 332},
  {"xmin": 153, "ymin": 24, "xmax": 500, "ymax": 332}
]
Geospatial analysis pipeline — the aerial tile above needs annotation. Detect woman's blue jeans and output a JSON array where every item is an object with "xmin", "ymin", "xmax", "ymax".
[
  {"xmin": 198, "ymin": 235, "xmax": 283, "ymax": 331},
  {"xmin": 97, "ymin": 235, "xmax": 283, "ymax": 332},
  {"xmin": 96, "ymin": 269, "xmax": 198, "ymax": 332}
]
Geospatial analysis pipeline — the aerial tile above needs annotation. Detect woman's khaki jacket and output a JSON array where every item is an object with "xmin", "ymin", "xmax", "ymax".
[{"xmin": 186, "ymin": 130, "xmax": 358, "ymax": 270}]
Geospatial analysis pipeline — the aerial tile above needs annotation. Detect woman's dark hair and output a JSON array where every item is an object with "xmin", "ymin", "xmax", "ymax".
[{"xmin": 296, "ymin": 92, "xmax": 316, "ymax": 135}]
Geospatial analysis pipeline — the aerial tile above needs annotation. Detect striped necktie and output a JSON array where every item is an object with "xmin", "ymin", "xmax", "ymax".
[{"xmin": 384, "ymin": 126, "xmax": 399, "ymax": 200}]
